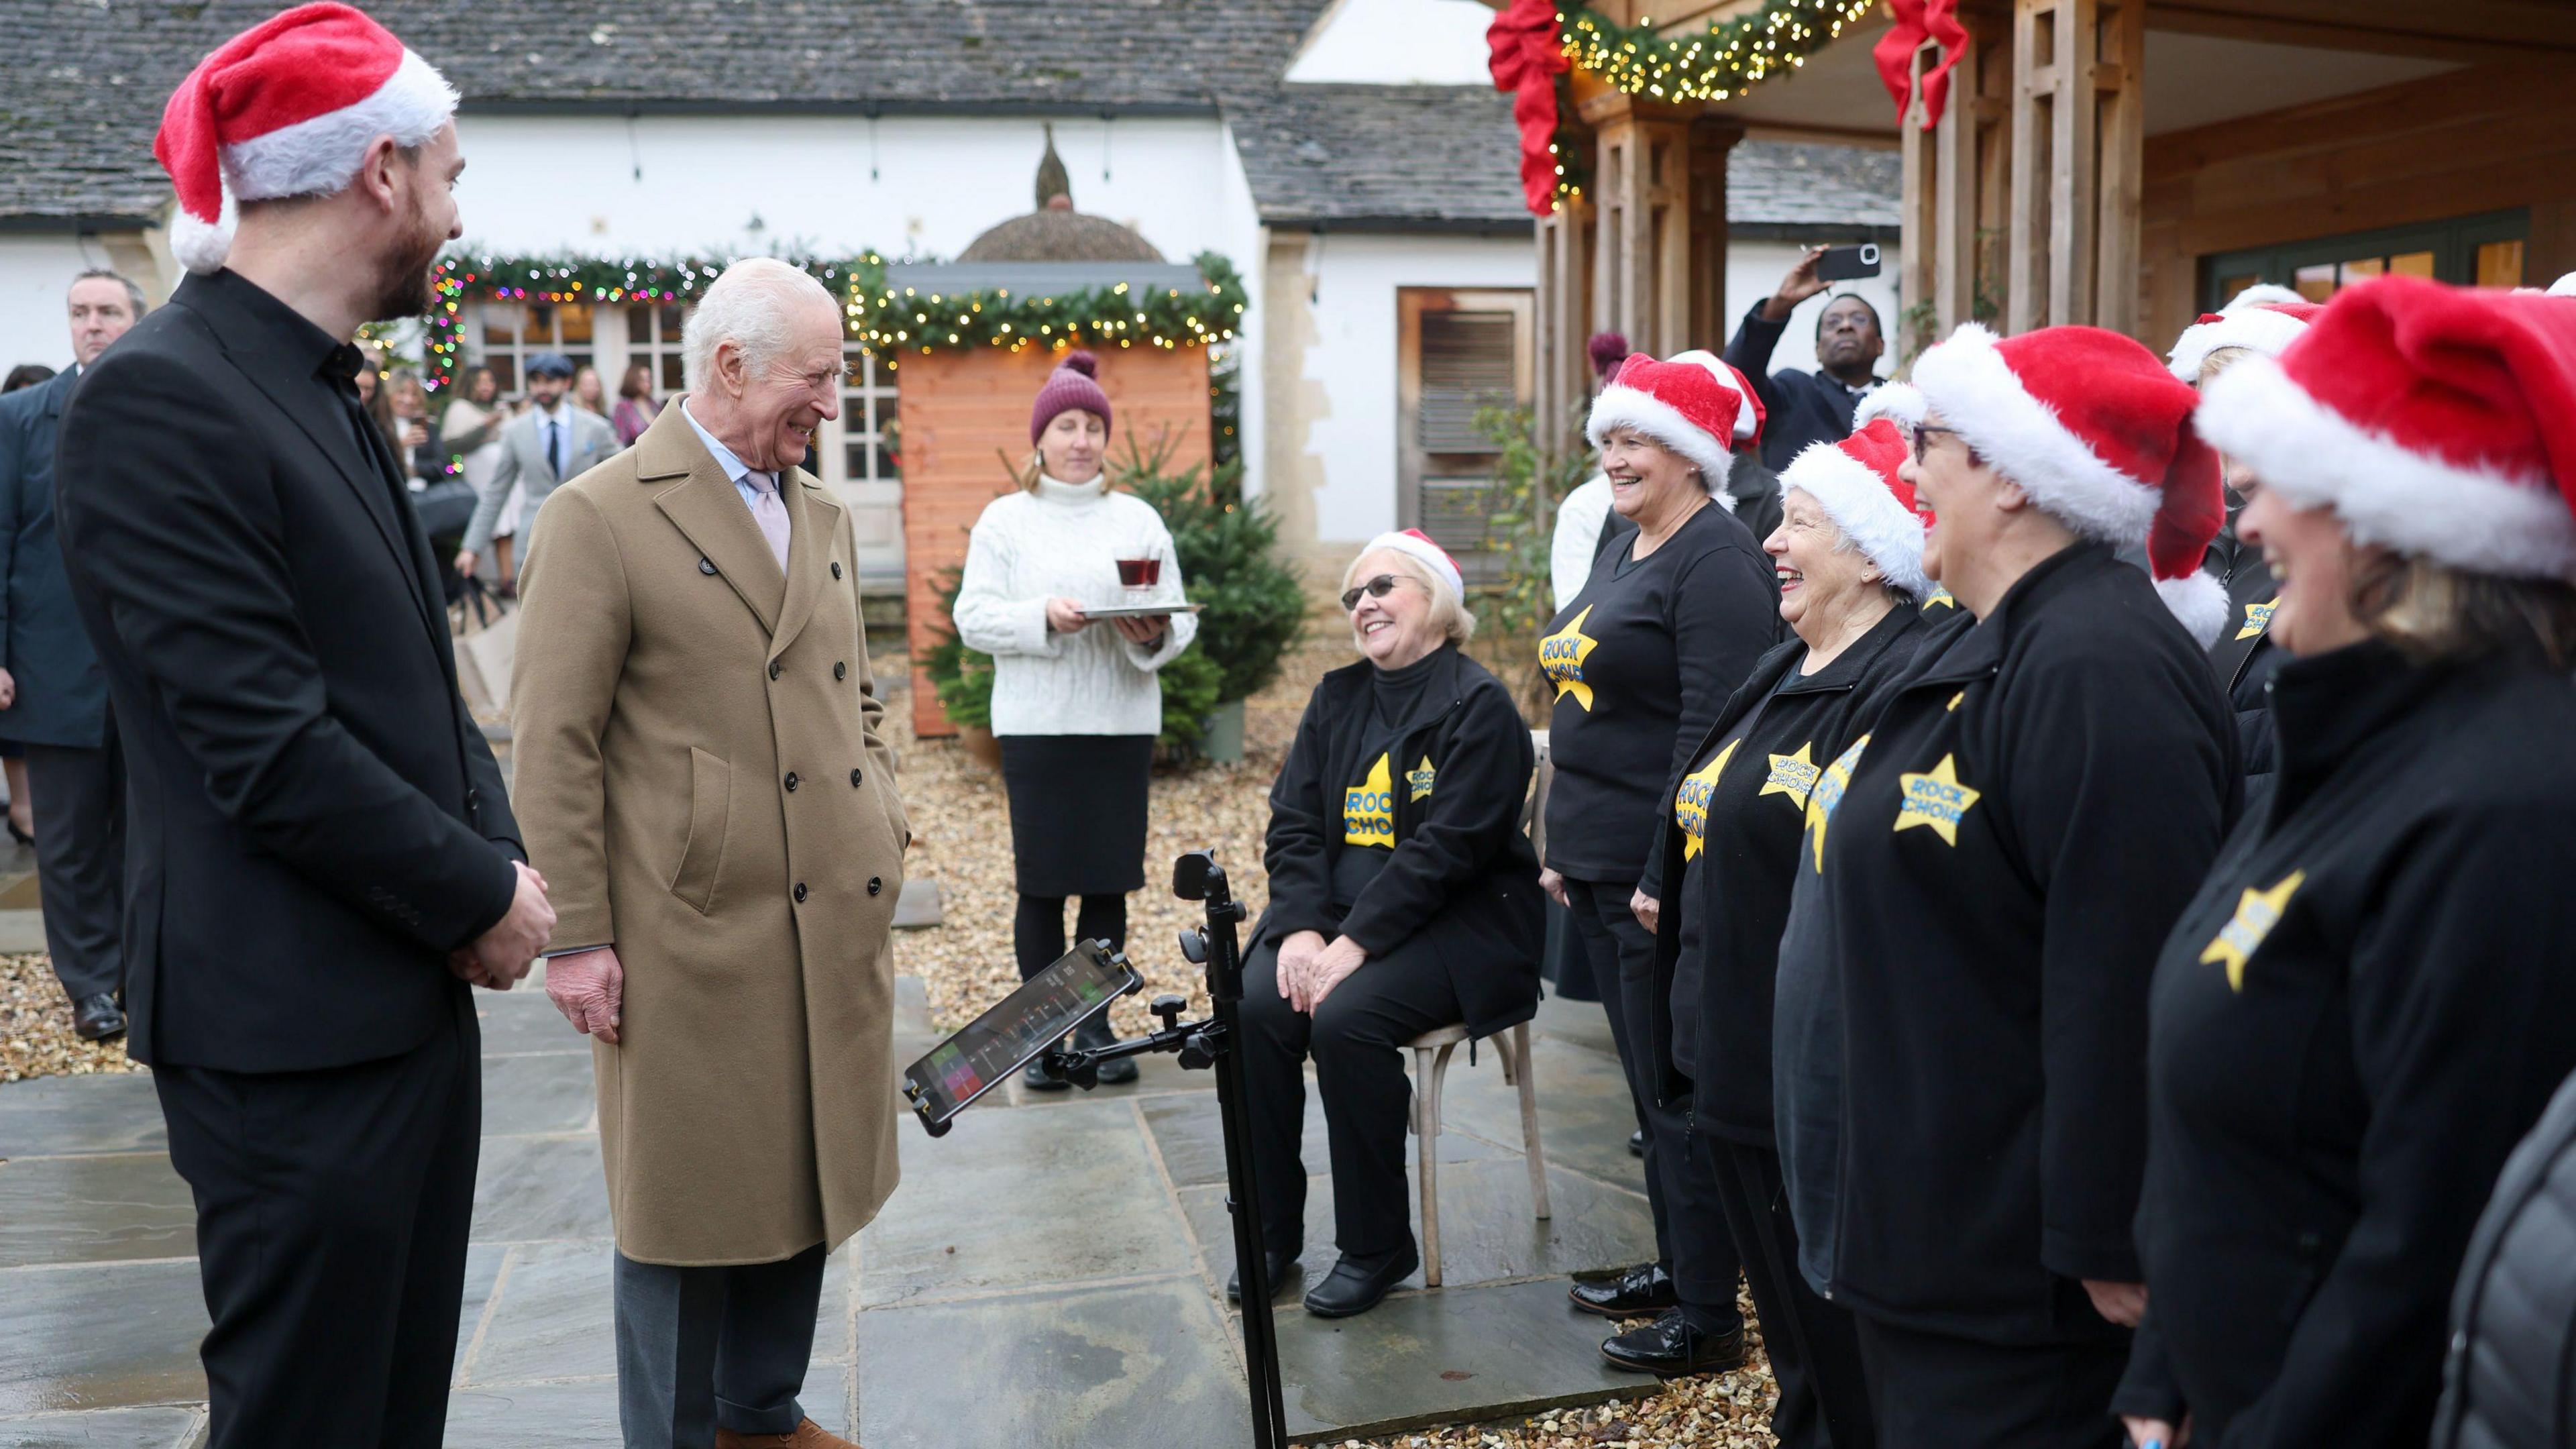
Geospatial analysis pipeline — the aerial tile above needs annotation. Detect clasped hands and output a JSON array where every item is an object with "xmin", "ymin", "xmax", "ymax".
[
  {"xmin": 1275, "ymin": 929, "xmax": 1367, "ymax": 1014},
  {"xmin": 448, "ymin": 859, "xmax": 555, "ymax": 991}
]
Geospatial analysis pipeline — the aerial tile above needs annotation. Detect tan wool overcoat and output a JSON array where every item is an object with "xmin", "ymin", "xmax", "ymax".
[{"xmin": 511, "ymin": 401, "xmax": 910, "ymax": 1266}]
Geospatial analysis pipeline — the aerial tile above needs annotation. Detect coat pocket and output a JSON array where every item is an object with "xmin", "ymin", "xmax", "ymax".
[{"xmin": 670, "ymin": 747, "xmax": 731, "ymax": 914}]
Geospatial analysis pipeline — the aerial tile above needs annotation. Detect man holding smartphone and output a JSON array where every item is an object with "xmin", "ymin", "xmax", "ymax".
[{"xmin": 1723, "ymin": 246, "xmax": 1888, "ymax": 471}]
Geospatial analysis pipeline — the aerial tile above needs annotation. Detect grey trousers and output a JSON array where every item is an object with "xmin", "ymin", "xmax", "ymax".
[
  {"xmin": 614, "ymin": 1242, "xmax": 826, "ymax": 1448},
  {"xmin": 25, "ymin": 739, "xmax": 124, "ymax": 1001}
]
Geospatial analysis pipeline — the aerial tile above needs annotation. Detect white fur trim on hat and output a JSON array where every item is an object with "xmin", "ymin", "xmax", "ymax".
[
  {"xmin": 2166, "ymin": 306, "xmax": 2310, "ymax": 380},
  {"xmin": 1852, "ymin": 382, "xmax": 1923, "ymax": 430},
  {"xmin": 2550, "ymin": 272, "xmax": 2576, "ymax": 299},
  {"xmin": 2198, "ymin": 355, "xmax": 2576, "ymax": 581},
  {"xmin": 222, "ymin": 48, "xmax": 456, "ymax": 202},
  {"xmin": 2224, "ymin": 283, "xmax": 2307, "ymax": 309},
  {"xmin": 1587, "ymin": 384, "xmax": 1735, "ymax": 494},
  {"xmin": 1909, "ymin": 323, "xmax": 2160, "ymax": 547},
  {"xmin": 1362, "ymin": 529, "xmax": 1464, "ymax": 605},
  {"xmin": 2155, "ymin": 571, "xmax": 2229, "ymax": 647},
  {"xmin": 1782, "ymin": 441, "xmax": 1931, "ymax": 598}
]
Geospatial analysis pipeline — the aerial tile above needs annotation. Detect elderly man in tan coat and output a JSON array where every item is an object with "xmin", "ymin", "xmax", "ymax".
[{"xmin": 511, "ymin": 258, "xmax": 908, "ymax": 1449}]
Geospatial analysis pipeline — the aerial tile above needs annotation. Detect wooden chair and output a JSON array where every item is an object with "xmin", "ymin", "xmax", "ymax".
[{"xmin": 1405, "ymin": 1020, "xmax": 1551, "ymax": 1287}]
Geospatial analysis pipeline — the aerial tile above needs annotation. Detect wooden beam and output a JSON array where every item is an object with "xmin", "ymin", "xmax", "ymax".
[
  {"xmin": 1932, "ymin": 31, "xmax": 1984, "ymax": 336},
  {"xmin": 2155, "ymin": 0, "xmax": 2576, "ymax": 51},
  {"xmin": 1742, "ymin": 123, "xmax": 1905, "ymax": 151},
  {"xmin": 2045, "ymin": 0, "xmax": 2100, "ymax": 329},
  {"xmin": 1901, "ymin": 39, "xmax": 1938, "ymax": 358},
  {"xmin": 1689, "ymin": 121, "xmax": 1743, "ymax": 354},
  {"xmin": 2146, "ymin": 60, "xmax": 2564, "ymax": 175},
  {"xmin": 2143, "ymin": 4, "xmax": 2567, "ymax": 63},
  {"xmin": 2094, "ymin": 0, "xmax": 2145, "ymax": 335},
  {"xmin": 2007, "ymin": 0, "xmax": 2048, "ymax": 331}
]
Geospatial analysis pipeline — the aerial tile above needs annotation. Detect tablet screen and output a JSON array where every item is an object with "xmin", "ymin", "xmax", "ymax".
[{"xmin": 903, "ymin": 939, "xmax": 1140, "ymax": 1128}]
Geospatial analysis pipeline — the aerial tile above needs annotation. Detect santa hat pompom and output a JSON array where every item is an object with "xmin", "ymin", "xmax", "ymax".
[
  {"xmin": 2155, "ymin": 571, "xmax": 2230, "ymax": 647},
  {"xmin": 1061, "ymin": 349, "xmax": 1099, "ymax": 378},
  {"xmin": 1853, "ymin": 382, "xmax": 1923, "ymax": 430}
]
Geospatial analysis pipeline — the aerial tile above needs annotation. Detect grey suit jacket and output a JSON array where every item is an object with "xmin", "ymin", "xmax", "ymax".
[{"xmin": 462, "ymin": 405, "xmax": 620, "ymax": 555}]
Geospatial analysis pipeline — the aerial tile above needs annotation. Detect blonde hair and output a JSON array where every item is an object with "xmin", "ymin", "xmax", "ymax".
[
  {"xmin": 1342, "ymin": 548, "xmax": 1476, "ymax": 647},
  {"xmin": 2350, "ymin": 553, "xmax": 2576, "ymax": 669},
  {"xmin": 2196, "ymin": 345, "xmax": 2253, "ymax": 388}
]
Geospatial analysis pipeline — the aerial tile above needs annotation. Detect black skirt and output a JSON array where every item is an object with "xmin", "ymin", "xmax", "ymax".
[{"xmin": 998, "ymin": 734, "xmax": 1156, "ymax": 897}]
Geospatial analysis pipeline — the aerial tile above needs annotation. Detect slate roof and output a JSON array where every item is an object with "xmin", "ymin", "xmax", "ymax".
[{"xmin": 0, "ymin": 1, "xmax": 1896, "ymax": 235}]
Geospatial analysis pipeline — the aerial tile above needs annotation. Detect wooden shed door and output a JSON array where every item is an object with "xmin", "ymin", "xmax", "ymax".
[{"xmin": 1398, "ymin": 288, "xmax": 1534, "ymax": 585}]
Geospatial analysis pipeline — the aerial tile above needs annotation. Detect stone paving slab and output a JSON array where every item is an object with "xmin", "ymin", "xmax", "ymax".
[
  {"xmin": 1137, "ymin": 1089, "xmax": 1509, "ymax": 1193},
  {"xmin": 480, "ymin": 1055, "xmax": 599, "ymax": 1137},
  {"xmin": 0, "ymin": 1074, "xmax": 167, "ymax": 1158},
  {"xmin": 0, "ymin": 1155, "xmax": 195, "ymax": 1269},
  {"xmin": 474, "ymin": 994, "xmax": 591, "ymax": 1059},
  {"xmin": 0, "ymin": 1405, "xmax": 199, "ymax": 1448},
  {"xmin": 470, "ymin": 1135, "xmax": 612, "ymax": 1244},
  {"xmin": 459, "ymin": 1240, "xmax": 855, "ymax": 1389}
]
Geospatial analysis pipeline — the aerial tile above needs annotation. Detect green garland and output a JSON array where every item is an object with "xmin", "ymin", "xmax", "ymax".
[
  {"xmin": 1561, "ymin": 0, "xmax": 1882, "ymax": 105},
  {"xmin": 424, "ymin": 249, "xmax": 1247, "ymax": 394}
]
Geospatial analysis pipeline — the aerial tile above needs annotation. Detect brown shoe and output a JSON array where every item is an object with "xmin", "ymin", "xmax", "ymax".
[{"xmin": 715, "ymin": 1421, "xmax": 859, "ymax": 1449}]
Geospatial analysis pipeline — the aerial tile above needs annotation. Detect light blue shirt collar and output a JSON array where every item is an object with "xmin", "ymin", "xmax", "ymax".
[{"xmin": 679, "ymin": 397, "xmax": 776, "ymax": 510}]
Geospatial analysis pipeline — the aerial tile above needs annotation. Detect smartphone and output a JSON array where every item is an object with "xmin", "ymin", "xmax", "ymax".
[
  {"xmin": 902, "ymin": 939, "xmax": 1140, "ymax": 1131},
  {"xmin": 1817, "ymin": 243, "xmax": 1883, "ymax": 282}
]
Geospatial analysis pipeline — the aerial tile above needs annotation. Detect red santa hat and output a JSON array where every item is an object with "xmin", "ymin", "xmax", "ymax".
[
  {"xmin": 2198, "ymin": 274, "xmax": 2576, "ymax": 582},
  {"xmin": 1910, "ymin": 321, "xmax": 2228, "ymax": 642},
  {"xmin": 155, "ymin": 3, "xmax": 460, "ymax": 274},
  {"xmin": 2166, "ymin": 295, "xmax": 2326, "ymax": 381},
  {"xmin": 1852, "ymin": 380, "xmax": 1923, "ymax": 431},
  {"xmin": 1586, "ymin": 350, "xmax": 1765, "ymax": 496},
  {"xmin": 1362, "ymin": 528, "xmax": 1464, "ymax": 606},
  {"xmin": 1780, "ymin": 419, "xmax": 1930, "ymax": 598}
]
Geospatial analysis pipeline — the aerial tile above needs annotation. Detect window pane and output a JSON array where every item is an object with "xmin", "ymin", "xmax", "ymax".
[
  {"xmin": 872, "ymin": 444, "xmax": 900, "ymax": 482},
  {"xmin": 2339, "ymin": 256, "xmax": 2385, "ymax": 283},
  {"xmin": 526, "ymin": 303, "xmax": 557, "ymax": 345},
  {"xmin": 2216, "ymin": 273, "xmax": 2261, "ymax": 305},
  {"xmin": 2391, "ymin": 251, "xmax": 2436, "ymax": 279},
  {"xmin": 662, "ymin": 354, "xmax": 686, "ymax": 392},
  {"xmin": 659, "ymin": 305, "xmax": 686, "ymax": 343},
  {"xmin": 489, "ymin": 357, "xmax": 517, "ymax": 392},
  {"xmin": 627, "ymin": 305, "xmax": 657, "ymax": 346},
  {"xmin": 557, "ymin": 304, "xmax": 596, "ymax": 345},
  {"xmin": 482, "ymin": 304, "xmax": 520, "ymax": 347},
  {"xmin": 845, "ymin": 443, "xmax": 870, "ymax": 480},
  {"xmin": 2293, "ymin": 264, "xmax": 2336, "ymax": 303},
  {"xmin": 2478, "ymin": 239, "xmax": 2526, "ymax": 288}
]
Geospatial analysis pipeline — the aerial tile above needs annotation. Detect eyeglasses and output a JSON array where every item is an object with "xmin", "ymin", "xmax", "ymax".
[
  {"xmin": 1341, "ymin": 574, "xmax": 1411, "ymax": 612},
  {"xmin": 1911, "ymin": 424, "xmax": 1962, "ymax": 466}
]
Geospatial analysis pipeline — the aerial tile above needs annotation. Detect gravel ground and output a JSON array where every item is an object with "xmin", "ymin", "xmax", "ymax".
[{"xmin": 1, "ymin": 949, "xmax": 140, "ymax": 1083}]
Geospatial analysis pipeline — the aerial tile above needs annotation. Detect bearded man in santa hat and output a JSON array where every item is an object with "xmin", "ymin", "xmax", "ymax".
[{"xmin": 53, "ymin": 7, "xmax": 555, "ymax": 1445}]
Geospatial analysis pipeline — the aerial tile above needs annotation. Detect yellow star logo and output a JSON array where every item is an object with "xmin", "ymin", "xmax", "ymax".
[
  {"xmin": 1760, "ymin": 742, "xmax": 1820, "ymax": 810},
  {"xmin": 2237, "ymin": 598, "xmax": 2277, "ymax": 641},
  {"xmin": 1946, "ymin": 690, "xmax": 1965, "ymax": 712},
  {"xmin": 2199, "ymin": 870, "xmax": 2306, "ymax": 991},
  {"xmin": 1407, "ymin": 755, "xmax": 1437, "ymax": 802},
  {"xmin": 1674, "ymin": 740, "xmax": 1739, "ymax": 861},
  {"xmin": 1342, "ymin": 753, "xmax": 1395, "ymax": 847},
  {"xmin": 1894, "ymin": 753, "xmax": 1980, "ymax": 846},
  {"xmin": 1923, "ymin": 584, "xmax": 1957, "ymax": 611},
  {"xmin": 1803, "ymin": 735, "xmax": 1870, "ymax": 872},
  {"xmin": 1538, "ymin": 606, "xmax": 1601, "ymax": 711}
]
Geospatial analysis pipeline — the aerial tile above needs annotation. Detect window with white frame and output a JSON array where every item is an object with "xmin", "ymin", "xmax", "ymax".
[
  {"xmin": 839, "ymin": 345, "xmax": 900, "ymax": 484},
  {"xmin": 625, "ymin": 303, "xmax": 690, "ymax": 399},
  {"xmin": 476, "ymin": 301, "xmax": 599, "ymax": 394}
]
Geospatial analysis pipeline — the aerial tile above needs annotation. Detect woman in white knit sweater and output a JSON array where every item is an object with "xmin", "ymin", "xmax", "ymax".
[{"xmin": 953, "ymin": 351, "xmax": 1197, "ymax": 1086}]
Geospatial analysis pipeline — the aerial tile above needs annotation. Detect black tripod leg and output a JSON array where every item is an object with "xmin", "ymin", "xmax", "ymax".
[{"xmin": 1212, "ymin": 1001, "xmax": 1290, "ymax": 1449}]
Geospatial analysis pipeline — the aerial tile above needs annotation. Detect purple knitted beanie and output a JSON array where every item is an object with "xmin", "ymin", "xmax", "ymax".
[{"xmin": 1029, "ymin": 350, "xmax": 1113, "ymax": 444}]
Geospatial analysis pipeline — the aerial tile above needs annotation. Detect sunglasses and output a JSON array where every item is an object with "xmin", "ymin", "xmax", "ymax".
[
  {"xmin": 1911, "ymin": 423, "xmax": 1962, "ymax": 466},
  {"xmin": 1340, "ymin": 574, "xmax": 1411, "ymax": 612}
]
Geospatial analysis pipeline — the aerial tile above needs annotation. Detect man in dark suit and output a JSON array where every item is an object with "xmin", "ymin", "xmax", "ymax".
[
  {"xmin": 54, "ymin": 7, "xmax": 554, "ymax": 1446},
  {"xmin": 1722, "ymin": 246, "xmax": 1889, "ymax": 472},
  {"xmin": 0, "ymin": 269, "xmax": 146, "ymax": 1040}
]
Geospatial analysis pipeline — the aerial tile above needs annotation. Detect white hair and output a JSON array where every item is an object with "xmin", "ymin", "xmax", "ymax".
[
  {"xmin": 1342, "ymin": 547, "xmax": 1477, "ymax": 645},
  {"xmin": 682, "ymin": 258, "xmax": 839, "ymax": 393}
]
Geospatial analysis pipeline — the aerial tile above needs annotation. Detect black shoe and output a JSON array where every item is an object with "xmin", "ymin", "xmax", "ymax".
[
  {"xmin": 1569, "ymin": 1262, "xmax": 1676, "ymax": 1318},
  {"xmin": 1022, "ymin": 1055, "xmax": 1071, "ymax": 1091},
  {"xmin": 1303, "ymin": 1242, "xmax": 1419, "ymax": 1319},
  {"xmin": 1226, "ymin": 1250, "xmax": 1302, "ymax": 1304},
  {"xmin": 1627, "ymin": 1128, "xmax": 1646, "ymax": 1159},
  {"xmin": 70, "ymin": 991, "xmax": 126, "ymax": 1042},
  {"xmin": 1077, "ymin": 1014, "xmax": 1139, "ymax": 1085},
  {"xmin": 1600, "ymin": 1309, "xmax": 1748, "ymax": 1377}
]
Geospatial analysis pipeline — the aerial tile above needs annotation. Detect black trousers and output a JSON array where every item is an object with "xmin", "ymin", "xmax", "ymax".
[
  {"xmin": 614, "ymin": 1242, "xmax": 828, "ymax": 1447},
  {"xmin": 1562, "ymin": 876, "xmax": 1744, "ymax": 1329},
  {"xmin": 1709, "ymin": 1136, "xmax": 1876, "ymax": 1449},
  {"xmin": 1239, "ymin": 932, "xmax": 1461, "ymax": 1261},
  {"xmin": 25, "ymin": 737, "xmax": 123, "ymax": 1001},
  {"xmin": 1014, "ymin": 891, "xmax": 1128, "ymax": 982},
  {"xmin": 154, "ymin": 988, "xmax": 478, "ymax": 1449},
  {"xmin": 1853, "ymin": 1313, "xmax": 2127, "ymax": 1449}
]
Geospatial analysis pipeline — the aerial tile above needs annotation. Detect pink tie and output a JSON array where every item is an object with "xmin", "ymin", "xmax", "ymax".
[{"xmin": 745, "ymin": 470, "xmax": 790, "ymax": 572}]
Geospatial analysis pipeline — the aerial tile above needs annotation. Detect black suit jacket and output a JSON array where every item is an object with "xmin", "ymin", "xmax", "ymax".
[
  {"xmin": 0, "ymin": 367, "xmax": 111, "ymax": 747},
  {"xmin": 56, "ymin": 269, "xmax": 523, "ymax": 1072}
]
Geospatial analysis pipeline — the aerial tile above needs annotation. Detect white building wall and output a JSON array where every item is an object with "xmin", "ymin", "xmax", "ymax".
[
  {"xmin": 0, "ymin": 235, "xmax": 129, "ymax": 377},
  {"xmin": 1720, "ymin": 238, "xmax": 1905, "ymax": 378}
]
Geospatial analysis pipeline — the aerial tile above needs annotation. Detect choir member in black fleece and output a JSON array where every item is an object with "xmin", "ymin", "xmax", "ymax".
[
  {"xmin": 2116, "ymin": 277, "xmax": 2576, "ymax": 1449},
  {"xmin": 1626, "ymin": 418, "xmax": 1932, "ymax": 1429},
  {"xmin": 1815, "ymin": 322, "xmax": 2240, "ymax": 1449},
  {"xmin": 1540, "ymin": 350, "xmax": 1780, "ymax": 1348},
  {"xmin": 1240, "ymin": 530, "xmax": 1543, "ymax": 1321}
]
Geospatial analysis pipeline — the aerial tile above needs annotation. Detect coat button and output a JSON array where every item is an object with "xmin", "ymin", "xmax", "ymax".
[
  {"xmin": 794, "ymin": 882, "xmax": 808, "ymax": 903},
  {"xmin": 834, "ymin": 661, "xmax": 847, "ymax": 681},
  {"xmin": 831, "ymin": 561, "xmax": 843, "ymax": 580},
  {"xmin": 768, "ymin": 660, "xmax": 782, "ymax": 680},
  {"xmin": 698, "ymin": 557, "xmax": 718, "ymax": 576},
  {"xmin": 850, "ymin": 767, "xmax": 863, "ymax": 787},
  {"xmin": 867, "ymin": 877, "xmax": 883, "ymax": 896},
  {"xmin": 784, "ymin": 771, "xmax": 800, "ymax": 792}
]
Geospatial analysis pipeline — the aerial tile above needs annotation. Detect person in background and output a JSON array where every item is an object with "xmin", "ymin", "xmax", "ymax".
[
  {"xmin": 453, "ymin": 353, "xmax": 618, "ymax": 584},
  {"xmin": 354, "ymin": 345, "xmax": 397, "ymax": 453},
  {"xmin": 613, "ymin": 360, "xmax": 661, "ymax": 447},
  {"xmin": 1238, "ymin": 531, "xmax": 1542, "ymax": 1319},
  {"xmin": 3, "ymin": 364, "xmax": 55, "ymax": 394},
  {"xmin": 1810, "ymin": 321, "xmax": 2238, "ymax": 1448},
  {"xmin": 439, "ymin": 365, "xmax": 508, "ymax": 557},
  {"xmin": 0, "ymin": 268, "xmax": 145, "ymax": 1042},
  {"xmin": 953, "ymin": 350, "xmax": 1196, "ymax": 1090},
  {"xmin": 1725, "ymin": 248, "xmax": 1887, "ymax": 472},
  {"xmin": 1, "ymin": 365, "xmax": 61, "ymax": 841},
  {"xmin": 1541, "ymin": 350, "xmax": 1780, "ymax": 1371},
  {"xmin": 386, "ymin": 366, "xmax": 440, "ymax": 488},
  {"xmin": 2117, "ymin": 277, "xmax": 2576, "ymax": 1449},
  {"xmin": 2165, "ymin": 284, "xmax": 2322, "ymax": 792},
  {"xmin": 571, "ymin": 361, "xmax": 607, "ymax": 417},
  {"xmin": 1635, "ymin": 419, "xmax": 1931, "ymax": 1422},
  {"xmin": 1550, "ymin": 331, "xmax": 1638, "ymax": 610}
]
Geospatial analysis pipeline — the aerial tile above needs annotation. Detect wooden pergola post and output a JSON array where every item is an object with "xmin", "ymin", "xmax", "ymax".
[
  {"xmin": 1589, "ymin": 101, "xmax": 1695, "ymax": 358},
  {"xmin": 2004, "ymin": 0, "xmax": 2144, "ymax": 332},
  {"xmin": 1534, "ymin": 196, "xmax": 1595, "ymax": 452}
]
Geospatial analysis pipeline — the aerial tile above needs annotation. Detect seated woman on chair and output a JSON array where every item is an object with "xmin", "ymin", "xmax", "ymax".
[{"xmin": 1240, "ymin": 529, "xmax": 1545, "ymax": 1320}]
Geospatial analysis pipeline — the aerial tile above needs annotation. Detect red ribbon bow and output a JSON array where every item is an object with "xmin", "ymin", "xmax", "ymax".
[
  {"xmin": 1487, "ymin": 0, "xmax": 1570, "ymax": 217},
  {"xmin": 1872, "ymin": 0, "xmax": 1968, "ymax": 130}
]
